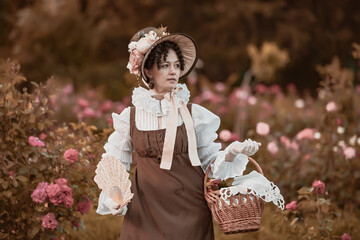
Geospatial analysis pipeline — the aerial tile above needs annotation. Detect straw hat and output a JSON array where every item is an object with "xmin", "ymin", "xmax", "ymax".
[{"xmin": 127, "ymin": 27, "xmax": 198, "ymax": 88}]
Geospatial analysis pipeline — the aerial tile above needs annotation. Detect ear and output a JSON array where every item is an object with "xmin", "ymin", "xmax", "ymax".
[{"xmin": 144, "ymin": 68, "xmax": 152, "ymax": 79}]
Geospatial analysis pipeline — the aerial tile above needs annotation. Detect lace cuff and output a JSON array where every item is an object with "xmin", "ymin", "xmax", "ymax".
[{"xmin": 96, "ymin": 190, "xmax": 112, "ymax": 215}]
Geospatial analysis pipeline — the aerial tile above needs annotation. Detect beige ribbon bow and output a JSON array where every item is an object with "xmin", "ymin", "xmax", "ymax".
[{"xmin": 151, "ymin": 87, "xmax": 201, "ymax": 170}]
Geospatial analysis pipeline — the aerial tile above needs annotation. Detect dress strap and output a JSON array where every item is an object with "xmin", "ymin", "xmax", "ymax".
[
  {"xmin": 129, "ymin": 106, "xmax": 135, "ymax": 139},
  {"xmin": 186, "ymin": 103, "xmax": 192, "ymax": 116}
]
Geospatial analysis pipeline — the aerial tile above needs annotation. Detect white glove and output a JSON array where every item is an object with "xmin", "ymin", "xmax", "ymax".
[
  {"xmin": 228, "ymin": 139, "xmax": 261, "ymax": 156},
  {"xmin": 104, "ymin": 198, "xmax": 128, "ymax": 217}
]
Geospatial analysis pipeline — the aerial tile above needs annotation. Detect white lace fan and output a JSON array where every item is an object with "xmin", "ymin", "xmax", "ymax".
[{"xmin": 94, "ymin": 155, "xmax": 134, "ymax": 208}]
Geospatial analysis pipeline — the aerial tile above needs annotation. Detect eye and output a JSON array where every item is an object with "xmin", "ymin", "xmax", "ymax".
[
  {"xmin": 174, "ymin": 63, "xmax": 180, "ymax": 68},
  {"xmin": 161, "ymin": 64, "xmax": 168, "ymax": 68}
]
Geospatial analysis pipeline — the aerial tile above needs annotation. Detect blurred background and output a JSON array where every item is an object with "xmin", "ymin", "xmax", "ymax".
[
  {"xmin": 1, "ymin": 0, "xmax": 359, "ymax": 95},
  {"xmin": 1, "ymin": 0, "xmax": 360, "ymax": 239}
]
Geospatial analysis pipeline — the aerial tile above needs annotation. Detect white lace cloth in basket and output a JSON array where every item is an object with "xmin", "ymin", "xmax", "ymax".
[{"xmin": 219, "ymin": 170, "xmax": 285, "ymax": 210}]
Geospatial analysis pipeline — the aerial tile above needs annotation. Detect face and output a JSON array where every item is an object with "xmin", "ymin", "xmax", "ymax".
[{"xmin": 144, "ymin": 49, "xmax": 181, "ymax": 94}]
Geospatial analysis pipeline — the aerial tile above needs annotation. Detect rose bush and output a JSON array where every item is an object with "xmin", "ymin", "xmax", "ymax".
[{"xmin": 0, "ymin": 60, "xmax": 109, "ymax": 239}]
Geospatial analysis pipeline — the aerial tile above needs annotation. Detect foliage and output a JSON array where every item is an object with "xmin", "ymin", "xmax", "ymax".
[
  {"xmin": 0, "ymin": 60, "xmax": 108, "ymax": 239},
  {"xmin": 1, "ymin": 0, "xmax": 359, "ymax": 92}
]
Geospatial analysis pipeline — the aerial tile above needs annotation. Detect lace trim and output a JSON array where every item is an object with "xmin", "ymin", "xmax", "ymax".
[
  {"xmin": 219, "ymin": 171, "xmax": 285, "ymax": 210},
  {"xmin": 131, "ymin": 83, "xmax": 190, "ymax": 117}
]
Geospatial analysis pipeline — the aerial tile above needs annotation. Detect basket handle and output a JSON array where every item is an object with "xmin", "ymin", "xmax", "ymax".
[{"xmin": 203, "ymin": 156, "xmax": 263, "ymax": 195}]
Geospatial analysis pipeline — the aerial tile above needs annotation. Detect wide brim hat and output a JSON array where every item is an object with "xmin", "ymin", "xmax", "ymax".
[{"xmin": 128, "ymin": 27, "xmax": 198, "ymax": 88}]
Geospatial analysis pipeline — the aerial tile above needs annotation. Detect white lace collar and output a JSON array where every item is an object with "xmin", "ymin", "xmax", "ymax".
[{"xmin": 131, "ymin": 83, "xmax": 190, "ymax": 117}]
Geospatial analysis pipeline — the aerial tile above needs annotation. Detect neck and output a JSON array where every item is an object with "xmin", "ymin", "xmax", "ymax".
[{"xmin": 153, "ymin": 87, "xmax": 174, "ymax": 95}]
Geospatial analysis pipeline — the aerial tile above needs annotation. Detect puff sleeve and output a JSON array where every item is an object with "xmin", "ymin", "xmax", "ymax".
[
  {"xmin": 96, "ymin": 107, "xmax": 133, "ymax": 215},
  {"xmin": 192, "ymin": 104, "xmax": 249, "ymax": 180}
]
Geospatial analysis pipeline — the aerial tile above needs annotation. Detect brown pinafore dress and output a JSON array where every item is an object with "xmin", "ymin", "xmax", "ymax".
[{"xmin": 120, "ymin": 104, "xmax": 214, "ymax": 240}]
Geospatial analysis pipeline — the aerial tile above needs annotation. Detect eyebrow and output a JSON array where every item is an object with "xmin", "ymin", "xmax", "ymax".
[{"xmin": 161, "ymin": 60, "xmax": 180, "ymax": 64}]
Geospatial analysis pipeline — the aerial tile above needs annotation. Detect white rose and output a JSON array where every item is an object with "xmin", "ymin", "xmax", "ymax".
[{"xmin": 136, "ymin": 37, "xmax": 155, "ymax": 54}]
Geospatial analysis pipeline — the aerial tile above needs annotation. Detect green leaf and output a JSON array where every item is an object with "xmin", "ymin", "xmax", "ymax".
[
  {"xmin": 3, "ymin": 191, "xmax": 12, "ymax": 198},
  {"xmin": 40, "ymin": 151, "xmax": 57, "ymax": 158},
  {"xmin": 317, "ymin": 198, "xmax": 330, "ymax": 205},
  {"xmin": 12, "ymin": 179, "xmax": 18, "ymax": 188},
  {"xmin": 29, "ymin": 114, "xmax": 36, "ymax": 123},
  {"xmin": 27, "ymin": 225, "xmax": 40, "ymax": 238},
  {"xmin": 16, "ymin": 175, "xmax": 28, "ymax": 183},
  {"xmin": 18, "ymin": 167, "xmax": 29, "ymax": 175},
  {"xmin": 297, "ymin": 187, "xmax": 313, "ymax": 195},
  {"xmin": 1, "ymin": 181, "xmax": 8, "ymax": 189}
]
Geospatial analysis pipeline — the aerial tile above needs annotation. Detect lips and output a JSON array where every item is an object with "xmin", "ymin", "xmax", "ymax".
[{"xmin": 167, "ymin": 78, "xmax": 176, "ymax": 81}]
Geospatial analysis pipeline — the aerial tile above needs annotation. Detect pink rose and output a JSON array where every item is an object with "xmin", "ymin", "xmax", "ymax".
[
  {"xmin": 256, "ymin": 122, "xmax": 270, "ymax": 136},
  {"xmin": 9, "ymin": 171, "xmax": 15, "ymax": 177},
  {"xmin": 127, "ymin": 49, "xmax": 144, "ymax": 75},
  {"xmin": 230, "ymin": 133, "xmax": 240, "ymax": 141},
  {"xmin": 136, "ymin": 37, "xmax": 155, "ymax": 54},
  {"xmin": 267, "ymin": 141, "xmax": 279, "ymax": 155},
  {"xmin": 77, "ymin": 98, "xmax": 89, "ymax": 108},
  {"xmin": 55, "ymin": 178, "xmax": 68, "ymax": 186},
  {"xmin": 72, "ymin": 220, "xmax": 80, "ymax": 228},
  {"xmin": 325, "ymin": 101, "xmax": 337, "ymax": 112},
  {"xmin": 341, "ymin": 233, "xmax": 352, "ymax": 240},
  {"xmin": 248, "ymin": 96, "xmax": 257, "ymax": 105},
  {"xmin": 210, "ymin": 179, "xmax": 222, "ymax": 189},
  {"xmin": 290, "ymin": 141, "xmax": 299, "ymax": 151},
  {"xmin": 285, "ymin": 201, "xmax": 298, "ymax": 210},
  {"xmin": 28, "ymin": 136, "xmax": 45, "ymax": 147},
  {"xmin": 100, "ymin": 100, "xmax": 112, "ymax": 113},
  {"xmin": 64, "ymin": 148, "xmax": 79, "ymax": 163},
  {"xmin": 219, "ymin": 130, "xmax": 232, "ymax": 142},
  {"xmin": 46, "ymin": 184, "xmax": 63, "ymax": 205},
  {"xmin": 77, "ymin": 195, "xmax": 92, "ymax": 215},
  {"xmin": 336, "ymin": 118, "xmax": 343, "ymax": 126},
  {"xmin": 215, "ymin": 82, "xmax": 225, "ymax": 92},
  {"xmin": 312, "ymin": 180, "xmax": 326, "ymax": 194},
  {"xmin": 343, "ymin": 147, "xmax": 355, "ymax": 160},
  {"xmin": 31, "ymin": 182, "xmax": 48, "ymax": 204},
  {"xmin": 39, "ymin": 133, "xmax": 47, "ymax": 140},
  {"xmin": 296, "ymin": 128, "xmax": 315, "ymax": 140},
  {"xmin": 46, "ymin": 182, "xmax": 74, "ymax": 208},
  {"xmin": 62, "ymin": 84, "xmax": 74, "ymax": 95},
  {"xmin": 116, "ymin": 104, "xmax": 126, "ymax": 114},
  {"xmin": 270, "ymin": 84, "xmax": 281, "ymax": 94},
  {"xmin": 202, "ymin": 90, "xmax": 213, "ymax": 101},
  {"xmin": 83, "ymin": 107, "xmax": 96, "ymax": 118},
  {"xmin": 61, "ymin": 184, "xmax": 74, "ymax": 208},
  {"xmin": 286, "ymin": 83, "xmax": 297, "ymax": 93},
  {"xmin": 255, "ymin": 84, "xmax": 268, "ymax": 94},
  {"xmin": 280, "ymin": 136, "xmax": 291, "ymax": 148},
  {"xmin": 42, "ymin": 212, "xmax": 58, "ymax": 230}
]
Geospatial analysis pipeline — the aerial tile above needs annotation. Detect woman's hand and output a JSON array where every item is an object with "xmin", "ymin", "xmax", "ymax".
[
  {"xmin": 225, "ymin": 139, "xmax": 261, "ymax": 162},
  {"xmin": 104, "ymin": 198, "xmax": 128, "ymax": 217}
]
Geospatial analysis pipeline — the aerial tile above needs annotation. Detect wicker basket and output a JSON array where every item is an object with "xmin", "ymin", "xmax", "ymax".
[{"xmin": 204, "ymin": 157, "xmax": 265, "ymax": 234}]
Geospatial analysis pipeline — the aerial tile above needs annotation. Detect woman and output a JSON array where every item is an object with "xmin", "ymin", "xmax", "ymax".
[{"xmin": 96, "ymin": 27, "xmax": 261, "ymax": 240}]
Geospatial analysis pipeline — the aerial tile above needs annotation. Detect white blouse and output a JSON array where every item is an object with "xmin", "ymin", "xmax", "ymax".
[{"xmin": 96, "ymin": 83, "xmax": 249, "ymax": 215}]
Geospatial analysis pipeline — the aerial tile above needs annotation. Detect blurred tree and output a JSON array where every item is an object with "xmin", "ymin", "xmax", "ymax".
[{"xmin": 0, "ymin": 0, "xmax": 359, "ymax": 97}]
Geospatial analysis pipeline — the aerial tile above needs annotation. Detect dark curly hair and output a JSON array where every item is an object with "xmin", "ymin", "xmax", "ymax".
[{"xmin": 143, "ymin": 40, "xmax": 185, "ymax": 88}]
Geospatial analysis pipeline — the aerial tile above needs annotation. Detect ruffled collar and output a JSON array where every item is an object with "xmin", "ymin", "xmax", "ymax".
[{"xmin": 132, "ymin": 83, "xmax": 190, "ymax": 117}]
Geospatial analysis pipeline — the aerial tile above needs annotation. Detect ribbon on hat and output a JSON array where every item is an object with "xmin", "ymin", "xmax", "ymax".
[{"xmin": 151, "ymin": 87, "xmax": 201, "ymax": 170}]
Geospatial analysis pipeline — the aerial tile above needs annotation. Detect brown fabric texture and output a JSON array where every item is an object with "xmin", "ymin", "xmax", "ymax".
[{"xmin": 120, "ymin": 103, "xmax": 214, "ymax": 240}]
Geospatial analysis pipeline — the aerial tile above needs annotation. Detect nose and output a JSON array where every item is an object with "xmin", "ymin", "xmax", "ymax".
[{"xmin": 169, "ymin": 64, "xmax": 176, "ymax": 75}]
